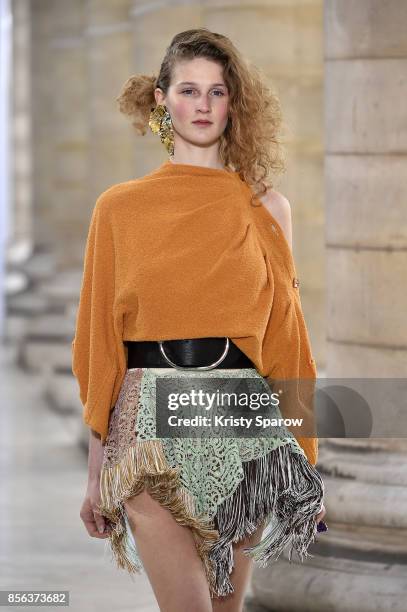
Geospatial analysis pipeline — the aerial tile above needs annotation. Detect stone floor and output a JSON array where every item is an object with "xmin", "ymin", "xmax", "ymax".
[{"xmin": 0, "ymin": 341, "xmax": 265, "ymax": 612}]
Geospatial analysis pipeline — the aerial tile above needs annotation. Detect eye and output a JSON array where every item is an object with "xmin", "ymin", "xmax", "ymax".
[{"xmin": 180, "ymin": 89, "xmax": 225, "ymax": 96}]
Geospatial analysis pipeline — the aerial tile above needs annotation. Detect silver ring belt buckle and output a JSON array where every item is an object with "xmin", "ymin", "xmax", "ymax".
[{"xmin": 158, "ymin": 338, "xmax": 230, "ymax": 371}]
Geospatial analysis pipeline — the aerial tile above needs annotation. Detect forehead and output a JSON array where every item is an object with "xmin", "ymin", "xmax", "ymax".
[{"xmin": 172, "ymin": 57, "xmax": 226, "ymax": 85}]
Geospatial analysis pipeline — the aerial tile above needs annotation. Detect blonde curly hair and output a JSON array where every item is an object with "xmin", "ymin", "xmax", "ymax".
[{"xmin": 116, "ymin": 28, "xmax": 287, "ymax": 204}]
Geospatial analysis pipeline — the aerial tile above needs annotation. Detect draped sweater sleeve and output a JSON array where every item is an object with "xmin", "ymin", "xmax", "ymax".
[{"xmin": 71, "ymin": 189, "xmax": 126, "ymax": 442}]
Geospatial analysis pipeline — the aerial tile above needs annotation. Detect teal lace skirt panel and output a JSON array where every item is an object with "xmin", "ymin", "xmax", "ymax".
[{"xmin": 135, "ymin": 366, "xmax": 306, "ymax": 518}]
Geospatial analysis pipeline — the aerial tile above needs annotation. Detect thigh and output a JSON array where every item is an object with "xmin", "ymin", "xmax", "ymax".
[
  {"xmin": 124, "ymin": 490, "xmax": 213, "ymax": 612},
  {"xmin": 211, "ymin": 520, "xmax": 266, "ymax": 612}
]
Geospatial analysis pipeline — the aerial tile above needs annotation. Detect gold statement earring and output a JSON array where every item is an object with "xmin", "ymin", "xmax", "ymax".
[{"xmin": 148, "ymin": 104, "xmax": 174, "ymax": 156}]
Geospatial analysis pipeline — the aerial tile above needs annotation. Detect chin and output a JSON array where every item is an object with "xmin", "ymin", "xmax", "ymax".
[{"xmin": 187, "ymin": 127, "xmax": 222, "ymax": 140}]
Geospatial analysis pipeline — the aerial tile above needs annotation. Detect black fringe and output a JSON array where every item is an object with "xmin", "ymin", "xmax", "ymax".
[{"xmin": 209, "ymin": 443, "xmax": 324, "ymax": 597}]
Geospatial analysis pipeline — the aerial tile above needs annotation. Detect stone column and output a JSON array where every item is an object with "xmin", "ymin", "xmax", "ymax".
[
  {"xmin": 251, "ymin": 1, "xmax": 407, "ymax": 610},
  {"xmin": 10, "ymin": 0, "xmax": 32, "ymax": 254},
  {"xmin": 86, "ymin": 0, "xmax": 134, "ymax": 205},
  {"xmin": 0, "ymin": 0, "xmax": 13, "ymax": 339},
  {"xmin": 30, "ymin": 0, "xmax": 88, "ymax": 267},
  {"xmin": 3, "ymin": 0, "xmax": 32, "ymax": 340}
]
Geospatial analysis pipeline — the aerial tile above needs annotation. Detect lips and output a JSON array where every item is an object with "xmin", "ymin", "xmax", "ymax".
[{"xmin": 193, "ymin": 120, "xmax": 212, "ymax": 125}]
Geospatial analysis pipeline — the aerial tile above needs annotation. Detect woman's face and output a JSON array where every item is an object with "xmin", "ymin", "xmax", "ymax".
[{"xmin": 155, "ymin": 57, "xmax": 230, "ymax": 150}]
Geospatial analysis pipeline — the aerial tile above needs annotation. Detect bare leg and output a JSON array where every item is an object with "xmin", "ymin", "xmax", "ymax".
[
  {"xmin": 123, "ymin": 490, "xmax": 213, "ymax": 612},
  {"xmin": 211, "ymin": 520, "xmax": 266, "ymax": 612}
]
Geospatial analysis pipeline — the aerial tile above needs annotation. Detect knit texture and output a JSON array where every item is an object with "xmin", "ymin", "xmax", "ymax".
[{"xmin": 72, "ymin": 159, "xmax": 319, "ymax": 465}]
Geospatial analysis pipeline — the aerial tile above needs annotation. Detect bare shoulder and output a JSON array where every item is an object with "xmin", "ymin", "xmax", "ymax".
[{"xmin": 257, "ymin": 187, "xmax": 293, "ymax": 251}]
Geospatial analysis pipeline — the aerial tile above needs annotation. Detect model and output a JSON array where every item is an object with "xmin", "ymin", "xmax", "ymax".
[{"xmin": 72, "ymin": 27, "xmax": 327, "ymax": 612}]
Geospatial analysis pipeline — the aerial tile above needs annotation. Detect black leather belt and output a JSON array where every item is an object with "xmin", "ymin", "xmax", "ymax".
[{"xmin": 124, "ymin": 337, "xmax": 254, "ymax": 370}]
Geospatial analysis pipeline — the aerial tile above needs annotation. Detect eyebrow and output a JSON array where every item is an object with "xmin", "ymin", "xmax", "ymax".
[{"xmin": 177, "ymin": 81, "xmax": 227, "ymax": 88}]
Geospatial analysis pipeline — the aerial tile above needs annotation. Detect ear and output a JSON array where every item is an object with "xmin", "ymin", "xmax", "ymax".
[{"xmin": 154, "ymin": 88, "xmax": 165, "ymax": 107}]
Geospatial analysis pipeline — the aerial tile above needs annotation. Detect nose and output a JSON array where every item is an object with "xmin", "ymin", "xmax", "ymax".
[{"xmin": 196, "ymin": 94, "xmax": 211, "ymax": 113}]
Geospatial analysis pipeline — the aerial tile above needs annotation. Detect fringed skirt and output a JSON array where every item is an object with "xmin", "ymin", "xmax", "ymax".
[{"xmin": 97, "ymin": 366, "xmax": 324, "ymax": 598}]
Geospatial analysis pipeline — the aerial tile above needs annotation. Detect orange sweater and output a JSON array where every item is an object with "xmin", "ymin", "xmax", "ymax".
[{"xmin": 72, "ymin": 160, "xmax": 319, "ymax": 465}]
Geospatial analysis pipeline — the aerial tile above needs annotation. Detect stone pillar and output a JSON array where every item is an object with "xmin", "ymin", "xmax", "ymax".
[
  {"xmin": 31, "ymin": 0, "xmax": 88, "ymax": 267},
  {"xmin": 86, "ymin": 0, "xmax": 134, "ymax": 205},
  {"xmin": 0, "ymin": 0, "xmax": 13, "ymax": 339},
  {"xmin": 10, "ymin": 0, "xmax": 32, "ymax": 254},
  {"xmin": 251, "ymin": 1, "xmax": 407, "ymax": 610}
]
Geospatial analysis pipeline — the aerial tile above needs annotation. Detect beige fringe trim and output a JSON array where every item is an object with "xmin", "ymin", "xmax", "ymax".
[{"xmin": 97, "ymin": 439, "xmax": 220, "ymax": 597}]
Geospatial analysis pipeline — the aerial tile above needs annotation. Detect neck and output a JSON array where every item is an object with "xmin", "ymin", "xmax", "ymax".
[{"xmin": 168, "ymin": 155, "xmax": 226, "ymax": 171}]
